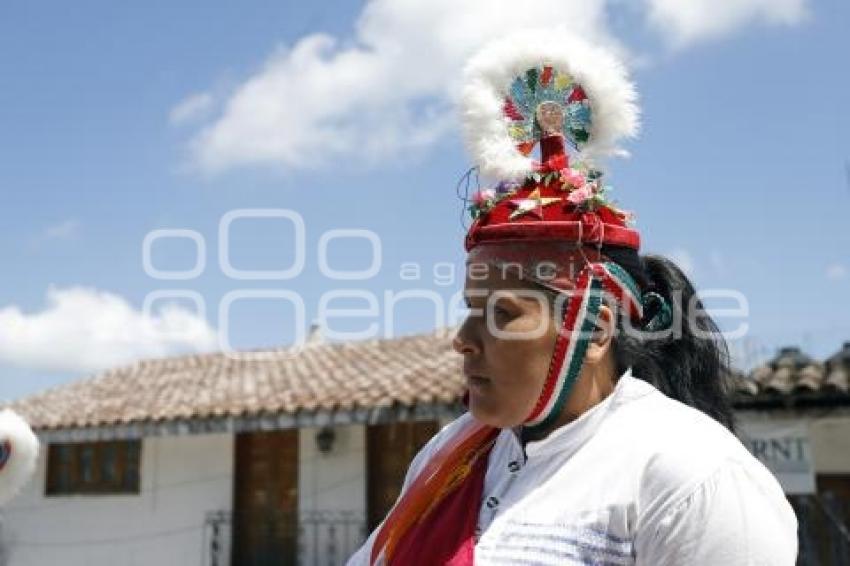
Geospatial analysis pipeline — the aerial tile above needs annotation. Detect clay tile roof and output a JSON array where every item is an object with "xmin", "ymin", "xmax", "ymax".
[
  {"xmin": 825, "ymin": 366, "xmax": 849, "ymax": 393},
  {"xmin": 8, "ymin": 333, "xmax": 850, "ymax": 433},
  {"xmin": 824, "ymin": 341, "xmax": 850, "ymax": 394},
  {"xmin": 734, "ymin": 343, "xmax": 850, "ymax": 407},
  {"xmin": 5, "ymin": 328, "xmax": 466, "ymax": 432}
]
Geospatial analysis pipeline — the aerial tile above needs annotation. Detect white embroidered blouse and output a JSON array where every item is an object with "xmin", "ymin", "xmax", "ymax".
[{"xmin": 348, "ymin": 367, "xmax": 798, "ymax": 565}]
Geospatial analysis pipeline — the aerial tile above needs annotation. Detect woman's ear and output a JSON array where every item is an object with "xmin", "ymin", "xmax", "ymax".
[{"xmin": 585, "ymin": 304, "xmax": 615, "ymax": 364}]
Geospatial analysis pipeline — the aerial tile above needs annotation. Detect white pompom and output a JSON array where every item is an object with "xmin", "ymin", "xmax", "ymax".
[{"xmin": 0, "ymin": 409, "xmax": 39, "ymax": 505}]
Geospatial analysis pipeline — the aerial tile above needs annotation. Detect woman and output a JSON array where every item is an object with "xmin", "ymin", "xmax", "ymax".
[{"xmin": 348, "ymin": 31, "xmax": 797, "ymax": 565}]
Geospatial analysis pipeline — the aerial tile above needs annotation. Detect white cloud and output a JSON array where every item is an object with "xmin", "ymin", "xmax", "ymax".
[
  {"xmin": 180, "ymin": 0, "xmax": 809, "ymax": 174},
  {"xmin": 646, "ymin": 0, "xmax": 808, "ymax": 48},
  {"xmin": 169, "ymin": 92, "xmax": 215, "ymax": 125},
  {"xmin": 826, "ymin": 263, "xmax": 847, "ymax": 281},
  {"xmin": 185, "ymin": 0, "xmax": 612, "ymax": 174},
  {"xmin": 41, "ymin": 219, "xmax": 79, "ymax": 241},
  {"xmin": 0, "ymin": 287, "xmax": 218, "ymax": 374},
  {"xmin": 29, "ymin": 219, "xmax": 80, "ymax": 250},
  {"xmin": 668, "ymin": 247, "xmax": 696, "ymax": 277},
  {"xmin": 709, "ymin": 249, "xmax": 727, "ymax": 276}
]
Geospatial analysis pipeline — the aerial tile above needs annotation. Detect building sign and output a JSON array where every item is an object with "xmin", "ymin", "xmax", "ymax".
[{"xmin": 737, "ymin": 419, "xmax": 815, "ymax": 494}]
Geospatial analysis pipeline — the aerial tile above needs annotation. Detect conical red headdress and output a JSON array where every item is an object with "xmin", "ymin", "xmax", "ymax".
[
  {"xmin": 459, "ymin": 31, "xmax": 646, "ymax": 431},
  {"xmin": 461, "ymin": 31, "xmax": 641, "ymax": 254}
]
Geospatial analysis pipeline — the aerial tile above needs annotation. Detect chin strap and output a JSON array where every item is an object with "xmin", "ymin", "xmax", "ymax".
[{"xmin": 523, "ymin": 262, "xmax": 644, "ymax": 432}]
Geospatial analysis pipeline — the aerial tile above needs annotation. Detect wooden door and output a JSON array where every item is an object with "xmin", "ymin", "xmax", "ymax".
[
  {"xmin": 791, "ymin": 475, "xmax": 850, "ymax": 565},
  {"xmin": 817, "ymin": 474, "xmax": 850, "ymax": 563},
  {"xmin": 366, "ymin": 420, "xmax": 438, "ymax": 531},
  {"xmin": 232, "ymin": 430, "xmax": 299, "ymax": 566}
]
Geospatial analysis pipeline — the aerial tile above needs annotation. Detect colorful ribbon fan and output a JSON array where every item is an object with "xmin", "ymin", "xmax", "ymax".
[{"xmin": 461, "ymin": 29, "xmax": 640, "ymax": 182}]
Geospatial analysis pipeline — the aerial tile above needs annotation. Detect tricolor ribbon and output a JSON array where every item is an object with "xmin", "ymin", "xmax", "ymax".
[{"xmin": 524, "ymin": 261, "xmax": 644, "ymax": 431}]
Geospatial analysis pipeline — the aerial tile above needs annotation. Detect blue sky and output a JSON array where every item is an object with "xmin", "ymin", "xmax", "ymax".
[{"xmin": 1, "ymin": 0, "xmax": 848, "ymax": 400}]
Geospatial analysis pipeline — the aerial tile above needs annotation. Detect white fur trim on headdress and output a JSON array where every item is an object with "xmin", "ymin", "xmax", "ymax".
[
  {"xmin": 461, "ymin": 29, "xmax": 640, "ymax": 181},
  {"xmin": 0, "ymin": 409, "xmax": 39, "ymax": 505}
]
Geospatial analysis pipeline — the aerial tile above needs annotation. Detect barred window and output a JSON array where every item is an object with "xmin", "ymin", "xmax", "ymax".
[{"xmin": 46, "ymin": 440, "xmax": 141, "ymax": 496}]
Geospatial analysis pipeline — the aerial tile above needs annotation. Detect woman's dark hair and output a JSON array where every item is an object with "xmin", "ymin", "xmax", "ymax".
[{"xmin": 601, "ymin": 245, "xmax": 735, "ymax": 431}]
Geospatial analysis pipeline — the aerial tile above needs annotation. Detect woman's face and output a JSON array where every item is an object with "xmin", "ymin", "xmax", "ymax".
[{"xmin": 453, "ymin": 263, "xmax": 560, "ymax": 428}]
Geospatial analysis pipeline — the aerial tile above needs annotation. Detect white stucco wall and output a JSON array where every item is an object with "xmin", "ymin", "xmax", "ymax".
[
  {"xmin": 807, "ymin": 415, "xmax": 850, "ymax": 474},
  {"xmin": 8, "ymin": 413, "xmax": 842, "ymax": 564},
  {"xmin": 1, "ymin": 433, "xmax": 234, "ymax": 566},
  {"xmin": 298, "ymin": 425, "xmax": 367, "ymax": 564},
  {"xmin": 737, "ymin": 411, "xmax": 850, "ymax": 474},
  {"xmin": 298, "ymin": 425, "xmax": 366, "ymax": 515}
]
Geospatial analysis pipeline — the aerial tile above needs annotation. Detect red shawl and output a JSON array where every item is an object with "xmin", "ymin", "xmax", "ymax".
[{"xmin": 370, "ymin": 419, "xmax": 498, "ymax": 565}]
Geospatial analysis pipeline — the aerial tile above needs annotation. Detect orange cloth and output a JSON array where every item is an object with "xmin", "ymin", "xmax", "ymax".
[{"xmin": 370, "ymin": 419, "xmax": 499, "ymax": 565}]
